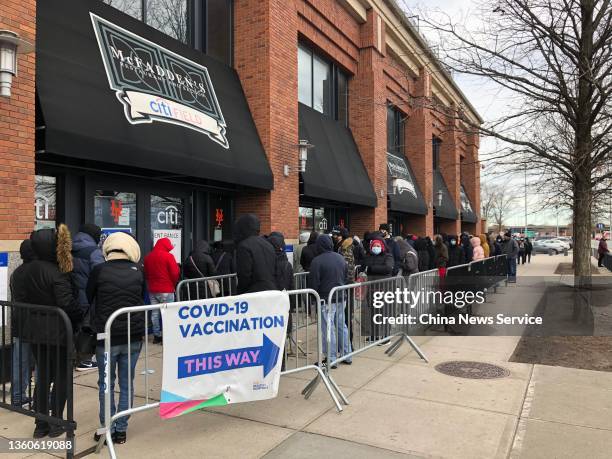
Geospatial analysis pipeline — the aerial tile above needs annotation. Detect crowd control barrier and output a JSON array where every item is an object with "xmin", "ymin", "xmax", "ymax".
[
  {"xmin": 175, "ymin": 273, "xmax": 238, "ymax": 301},
  {"xmin": 0, "ymin": 301, "xmax": 76, "ymax": 459},
  {"xmin": 324, "ymin": 275, "xmax": 428, "ymax": 377},
  {"xmin": 95, "ymin": 289, "xmax": 345, "ymax": 459}
]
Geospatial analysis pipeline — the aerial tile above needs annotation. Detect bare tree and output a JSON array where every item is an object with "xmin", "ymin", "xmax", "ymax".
[
  {"xmin": 488, "ymin": 181, "xmax": 518, "ymax": 232},
  {"xmin": 418, "ymin": 0, "xmax": 612, "ymax": 286},
  {"xmin": 480, "ymin": 181, "xmax": 498, "ymax": 223}
]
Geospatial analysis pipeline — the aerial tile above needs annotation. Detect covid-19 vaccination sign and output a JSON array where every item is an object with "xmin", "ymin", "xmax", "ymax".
[{"xmin": 160, "ymin": 290, "xmax": 289, "ymax": 419}]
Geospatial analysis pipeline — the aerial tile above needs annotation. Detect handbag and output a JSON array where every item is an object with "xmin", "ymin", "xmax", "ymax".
[
  {"xmin": 189, "ymin": 256, "xmax": 220, "ymax": 298},
  {"xmin": 75, "ymin": 305, "xmax": 97, "ymax": 355}
]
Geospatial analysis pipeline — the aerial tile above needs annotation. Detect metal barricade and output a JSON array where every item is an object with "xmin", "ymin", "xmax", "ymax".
[
  {"xmin": 401, "ymin": 269, "xmax": 440, "ymax": 335},
  {"xmin": 495, "ymin": 254, "xmax": 508, "ymax": 285},
  {"xmin": 175, "ymin": 273, "xmax": 238, "ymax": 301},
  {"xmin": 324, "ymin": 275, "xmax": 428, "ymax": 375},
  {"xmin": 95, "ymin": 289, "xmax": 344, "ymax": 459},
  {"xmin": 0, "ymin": 301, "xmax": 76, "ymax": 459},
  {"xmin": 293, "ymin": 271, "xmax": 309, "ymax": 290}
]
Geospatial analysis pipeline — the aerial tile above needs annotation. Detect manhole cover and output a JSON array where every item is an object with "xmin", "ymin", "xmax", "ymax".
[{"xmin": 434, "ymin": 361, "xmax": 510, "ymax": 379}]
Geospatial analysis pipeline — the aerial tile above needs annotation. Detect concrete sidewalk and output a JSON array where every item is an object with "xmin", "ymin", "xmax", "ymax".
[{"xmin": 1, "ymin": 254, "xmax": 611, "ymax": 458}]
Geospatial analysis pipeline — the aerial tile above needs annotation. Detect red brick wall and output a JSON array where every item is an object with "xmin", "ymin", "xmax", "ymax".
[
  {"xmin": 234, "ymin": 0, "xmax": 299, "ymax": 238},
  {"xmin": 0, "ymin": 1, "xmax": 36, "ymax": 244}
]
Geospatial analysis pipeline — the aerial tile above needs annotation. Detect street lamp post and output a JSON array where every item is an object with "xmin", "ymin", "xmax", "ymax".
[
  {"xmin": 555, "ymin": 204, "xmax": 559, "ymax": 237},
  {"xmin": 524, "ymin": 164, "xmax": 528, "ymax": 236}
]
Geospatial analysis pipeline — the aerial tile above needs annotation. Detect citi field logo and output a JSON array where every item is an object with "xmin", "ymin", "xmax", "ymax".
[{"xmin": 90, "ymin": 13, "xmax": 229, "ymax": 149}]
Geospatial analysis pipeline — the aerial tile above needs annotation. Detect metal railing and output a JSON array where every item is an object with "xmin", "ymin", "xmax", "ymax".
[
  {"xmin": 324, "ymin": 275, "xmax": 428, "ymax": 372},
  {"xmin": 0, "ymin": 301, "xmax": 76, "ymax": 459},
  {"xmin": 95, "ymin": 289, "xmax": 345, "ymax": 459},
  {"xmin": 175, "ymin": 273, "xmax": 238, "ymax": 301}
]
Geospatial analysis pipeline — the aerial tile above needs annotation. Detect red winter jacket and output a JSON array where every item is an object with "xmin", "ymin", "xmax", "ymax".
[{"xmin": 144, "ymin": 238, "xmax": 180, "ymax": 293}]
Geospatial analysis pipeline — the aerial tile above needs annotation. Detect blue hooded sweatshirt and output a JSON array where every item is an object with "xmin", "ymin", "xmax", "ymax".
[
  {"xmin": 72, "ymin": 232, "xmax": 105, "ymax": 307},
  {"xmin": 308, "ymin": 234, "xmax": 348, "ymax": 301}
]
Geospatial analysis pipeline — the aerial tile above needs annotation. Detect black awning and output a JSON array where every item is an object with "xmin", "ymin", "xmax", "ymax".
[
  {"xmin": 387, "ymin": 153, "xmax": 428, "ymax": 215},
  {"xmin": 299, "ymin": 104, "xmax": 377, "ymax": 207},
  {"xmin": 433, "ymin": 170, "xmax": 459, "ymax": 220},
  {"xmin": 36, "ymin": 0, "xmax": 272, "ymax": 190},
  {"xmin": 460, "ymin": 184, "xmax": 478, "ymax": 223}
]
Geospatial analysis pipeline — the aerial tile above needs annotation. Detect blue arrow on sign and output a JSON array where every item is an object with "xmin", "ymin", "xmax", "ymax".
[{"xmin": 177, "ymin": 334, "xmax": 280, "ymax": 379}]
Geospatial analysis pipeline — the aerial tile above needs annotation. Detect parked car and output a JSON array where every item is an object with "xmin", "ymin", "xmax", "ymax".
[
  {"xmin": 532, "ymin": 240, "xmax": 567, "ymax": 254},
  {"xmin": 556, "ymin": 236, "xmax": 573, "ymax": 248},
  {"xmin": 547, "ymin": 239, "xmax": 571, "ymax": 250}
]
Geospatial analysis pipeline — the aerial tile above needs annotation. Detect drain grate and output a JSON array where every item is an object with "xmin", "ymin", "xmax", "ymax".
[{"xmin": 434, "ymin": 361, "xmax": 510, "ymax": 379}]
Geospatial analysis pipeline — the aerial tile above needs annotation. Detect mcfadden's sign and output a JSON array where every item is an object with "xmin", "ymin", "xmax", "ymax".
[{"xmin": 90, "ymin": 13, "xmax": 229, "ymax": 149}]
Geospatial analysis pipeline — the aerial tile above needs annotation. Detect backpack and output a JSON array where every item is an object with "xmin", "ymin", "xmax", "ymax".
[{"xmin": 401, "ymin": 250, "xmax": 419, "ymax": 274}]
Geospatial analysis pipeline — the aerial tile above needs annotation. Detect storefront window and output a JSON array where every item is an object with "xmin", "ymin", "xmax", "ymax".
[
  {"xmin": 314, "ymin": 208, "xmax": 328, "ymax": 233},
  {"xmin": 151, "ymin": 195, "xmax": 184, "ymax": 262},
  {"xmin": 94, "ymin": 190, "xmax": 137, "ymax": 240},
  {"xmin": 102, "ymin": 0, "xmax": 141, "ymax": 21},
  {"xmin": 299, "ymin": 207, "xmax": 314, "ymax": 233},
  {"xmin": 209, "ymin": 194, "xmax": 232, "ymax": 242},
  {"xmin": 206, "ymin": 0, "xmax": 233, "ymax": 65},
  {"xmin": 298, "ymin": 46, "xmax": 313, "ymax": 107},
  {"xmin": 35, "ymin": 175, "xmax": 56, "ymax": 230}
]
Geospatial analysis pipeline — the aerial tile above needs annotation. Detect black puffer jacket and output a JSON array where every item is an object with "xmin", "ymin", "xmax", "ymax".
[
  {"xmin": 267, "ymin": 232, "xmax": 294, "ymax": 291},
  {"xmin": 414, "ymin": 238, "xmax": 430, "ymax": 272},
  {"xmin": 233, "ymin": 214, "xmax": 277, "ymax": 294},
  {"xmin": 87, "ymin": 232, "xmax": 146, "ymax": 345},
  {"xmin": 299, "ymin": 231, "xmax": 319, "ymax": 272},
  {"xmin": 183, "ymin": 241, "xmax": 216, "ymax": 279},
  {"xmin": 11, "ymin": 229, "xmax": 81, "ymax": 345},
  {"xmin": 361, "ymin": 237, "xmax": 394, "ymax": 281},
  {"xmin": 447, "ymin": 237, "xmax": 464, "ymax": 267}
]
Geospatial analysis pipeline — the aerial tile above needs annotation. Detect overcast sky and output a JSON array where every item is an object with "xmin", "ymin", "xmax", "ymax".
[{"xmin": 400, "ymin": 0, "xmax": 572, "ymax": 227}]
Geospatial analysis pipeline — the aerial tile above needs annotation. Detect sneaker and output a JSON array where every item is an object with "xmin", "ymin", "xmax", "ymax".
[
  {"xmin": 33, "ymin": 424, "xmax": 50, "ymax": 439},
  {"xmin": 11, "ymin": 396, "xmax": 32, "ymax": 407},
  {"xmin": 318, "ymin": 358, "xmax": 337, "ymax": 369},
  {"xmin": 76, "ymin": 360, "xmax": 98, "ymax": 372},
  {"xmin": 340, "ymin": 360, "xmax": 352, "ymax": 365},
  {"xmin": 153, "ymin": 336, "xmax": 163, "ymax": 345},
  {"xmin": 113, "ymin": 431, "xmax": 127, "ymax": 444},
  {"xmin": 94, "ymin": 431, "xmax": 107, "ymax": 444}
]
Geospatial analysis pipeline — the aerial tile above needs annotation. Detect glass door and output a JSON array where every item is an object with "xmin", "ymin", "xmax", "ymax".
[{"xmin": 150, "ymin": 195, "xmax": 185, "ymax": 264}]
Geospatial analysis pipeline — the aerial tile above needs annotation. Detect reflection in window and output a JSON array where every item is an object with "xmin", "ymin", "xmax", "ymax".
[
  {"xmin": 102, "ymin": 0, "xmax": 141, "ymax": 20},
  {"xmin": 313, "ymin": 55, "xmax": 331, "ymax": 115},
  {"xmin": 104, "ymin": 0, "xmax": 190, "ymax": 44},
  {"xmin": 146, "ymin": 0, "xmax": 189, "ymax": 44},
  {"xmin": 298, "ymin": 43, "xmax": 348, "ymax": 122},
  {"xmin": 298, "ymin": 46, "xmax": 313, "ymax": 106},
  {"xmin": 387, "ymin": 105, "xmax": 405, "ymax": 157},
  {"xmin": 432, "ymin": 136, "xmax": 442, "ymax": 170},
  {"xmin": 299, "ymin": 207, "xmax": 314, "ymax": 233},
  {"xmin": 35, "ymin": 175, "xmax": 56, "ymax": 230}
]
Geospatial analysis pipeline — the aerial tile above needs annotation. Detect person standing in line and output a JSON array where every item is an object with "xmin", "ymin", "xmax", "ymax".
[
  {"xmin": 212, "ymin": 240, "xmax": 236, "ymax": 294},
  {"xmin": 87, "ymin": 232, "xmax": 146, "ymax": 445},
  {"xmin": 144, "ymin": 237, "xmax": 180, "ymax": 344},
  {"xmin": 233, "ymin": 214, "xmax": 277, "ymax": 294},
  {"xmin": 598, "ymin": 236, "xmax": 609, "ymax": 267},
  {"xmin": 493, "ymin": 235, "xmax": 503, "ymax": 256},
  {"xmin": 471, "ymin": 236, "xmax": 485, "ymax": 261},
  {"xmin": 9, "ymin": 240, "xmax": 37, "ymax": 407},
  {"xmin": 395, "ymin": 235, "xmax": 418, "ymax": 275},
  {"xmin": 434, "ymin": 234, "xmax": 449, "ymax": 269},
  {"xmin": 379, "ymin": 224, "xmax": 401, "ymax": 275},
  {"xmin": 460, "ymin": 233, "xmax": 474, "ymax": 263},
  {"xmin": 11, "ymin": 225, "xmax": 82, "ymax": 438},
  {"xmin": 447, "ymin": 235, "xmax": 463, "ymax": 267},
  {"xmin": 360, "ymin": 238, "xmax": 394, "ymax": 343},
  {"xmin": 293, "ymin": 232, "xmax": 310, "ymax": 273},
  {"xmin": 525, "ymin": 237, "xmax": 533, "ymax": 263},
  {"xmin": 479, "ymin": 234, "xmax": 490, "ymax": 258},
  {"xmin": 332, "ymin": 227, "xmax": 357, "ymax": 346},
  {"xmin": 503, "ymin": 232, "xmax": 519, "ymax": 282},
  {"xmin": 71, "ymin": 223, "xmax": 105, "ymax": 371},
  {"xmin": 425, "ymin": 236, "xmax": 436, "ymax": 270},
  {"xmin": 308, "ymin": 234, "xmax": 352, "ymax": 368},
  {"xmin": 299, "ymin": 231, "xmax": 319, "ymax": 272},
  {"xmin": 414, "ymin": 237, "xmax": 430, "ymax": 272},
  {"xmin": 182, "ymin": 240, "xmax": 217, "ymax": 299}
]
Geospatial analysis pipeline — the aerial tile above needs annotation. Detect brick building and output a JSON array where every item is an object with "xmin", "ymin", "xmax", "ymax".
[{"xmin": 0, "ymin": 0, "xmax": 481, "ymax": 276}]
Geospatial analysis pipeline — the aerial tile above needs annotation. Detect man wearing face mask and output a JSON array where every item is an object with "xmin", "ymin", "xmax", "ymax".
[{"xmin": 447, "ymin": 235, "xmax": 463, "ymax": 267}]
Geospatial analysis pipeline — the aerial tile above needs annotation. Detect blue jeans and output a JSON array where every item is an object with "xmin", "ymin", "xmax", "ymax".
[
  {"xmin": 96, "ymin": 341, "xmax": 142, "ymax": 433},
  {"xmin": 322, "ymin": 301, "xmax": 352, "ymax": 364},
  {"xmin": 11, "ymin": 337, "xmax": 32, "ymax": 405},
  {"xmin": 507, "ymin": 257, "xmax": 517, "ymax": 280},
  {"xmin": 149, "ymin": 293, "xmax": 174, "ymax": 337}
]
